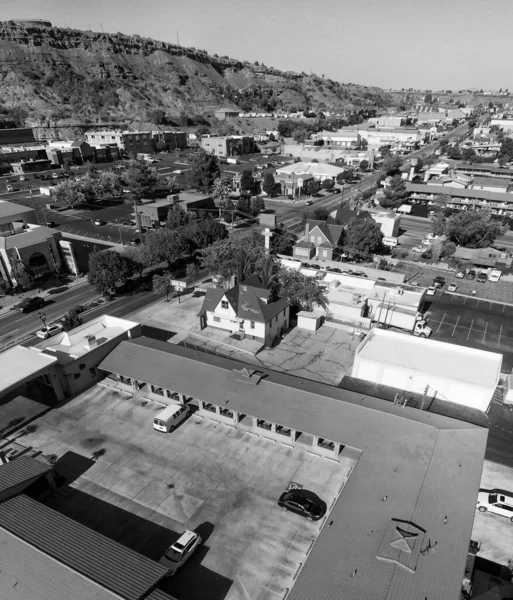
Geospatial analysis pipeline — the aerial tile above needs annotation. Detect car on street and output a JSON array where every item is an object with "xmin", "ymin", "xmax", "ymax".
[
  {"xmin": 6, "ymin": 184, "xmax": 13, "ymax": 192},
  {"xmin": 411, "ymin": 246, "xmax": 424, "ymax": 253},
  {"xmin": 93, "ymin": 219, "xmax": 106, "ymax": 226},
  {"xmin": 173, "ymin": 170, "xmax": 183, "ymax": 174},
  {"xmin": 477, "ymin": 271, "xmax": 488, "ymax": 283},
  {"xmin": 448, "ymin": 283, "xmax": 458, "ymax": 292},
  {"xmin": 331, "ymin": 188, "xmax": 341, "ymax": 194},
  {"xmin": 52, "ymin": 172, "xmax": 59, "ymax": 179},
  {"xmin": 305, "ymin": 200, "xmax": 313, "ymax": 206},
  {"xmin": 466, "ymin": 269, "xmax": 476, "ymax": 280},
  {"xmin": 455, "ymin": 270, "xmax": 465, "ymax": 279},
  {"xmin": 159, "ymin": 530, "xmax": 202, "ymax": 576},
  {"xmin": 19, "ymin": 175, "xmax": 26, "ymax": 181},
  {"xmin": 13, "ymin": 296, "xmax": 45, "ymax": 313},
  {"xmin": 331, "ymin": 268, "xmax": 342, "ymax": 273},
  {"xmin": 433, "ymin": 276, "xmax": 445, "ymax": 288},
  {"xmin": 353, "ymin": 271, "xmax": 368, "ymax": 277},
  {"xmin": 36, "ymin": 323, "xmax": 64, "ymax": 339},
  {"xmin": 278, "ymin": 489, "xmax": 327, "ymax": 521},
  {"xmin": 426, "ymin": 285, "xmax": 437, "ymax": 296}
]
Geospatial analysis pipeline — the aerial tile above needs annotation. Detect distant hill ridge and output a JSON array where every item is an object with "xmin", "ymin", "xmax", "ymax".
[{"xmin": 0, "ymin": 20, "xmax": 392, "ymax": 126}]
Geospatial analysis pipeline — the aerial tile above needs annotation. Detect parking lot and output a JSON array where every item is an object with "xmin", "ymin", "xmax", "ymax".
[
  {"xmin": 11, "ymin": 385, "xmax": 354, "ymax": 600},
  {"xmin": 425, "ymin": 293, "xmax": 513, "ymax": 370},
  {"xmin": 472, "ymin": 460, "xmax": 513, "ymax": 566}
]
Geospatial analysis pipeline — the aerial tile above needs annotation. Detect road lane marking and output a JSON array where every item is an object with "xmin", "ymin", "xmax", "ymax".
[
  {"xmin": 437, "ymin": 313, "xmax": 446, "ymax": 333},
  {"xmin": 0, "ymin": 329, "xmax": 18, "ymax": 341},
  {"xmin": 452, "ymin": 316, "xmax": 460, "ymax": 337},
  {"xmin": 499, "ymin": 324, "xmax": 503, "ymax": 347},
  {"xmin": 467, "ymin": 319, "xmax": 474, "ymax": 340},
  {"xmin": 483, "ymin": 321, "xmax": 488, "ymax": 343}
]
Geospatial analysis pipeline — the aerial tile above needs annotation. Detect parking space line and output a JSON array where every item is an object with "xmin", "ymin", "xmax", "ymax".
[
  {"xmin": 451, "ymin": 316, "xmax": 460, "ymax": 337},
  {"xmin": 499, "ymin": 324, "xmax": 503, "ymax": 348},
  {"xmin": 467, "ymin": 319, "xmax": 474, "ymax": 340},
  {"xmin": 436, "ymin": 313, "xmax": 446, "ymax": 333},
  {"xmin": 483, "ymin": 322, "xmax": 488, "ymax": 343}
]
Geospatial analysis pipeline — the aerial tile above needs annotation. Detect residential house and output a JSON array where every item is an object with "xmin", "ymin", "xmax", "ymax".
[
  {"xmin": 293, "ymin": 219, "xmax": 344, "ymax": 261},
  {"xmin": 197, "ymin": 275, "xmax": 290, "ymax": 346},
  {"xmin": 201, "ymin": 135, "xmax": 255, "ymax": 157}
]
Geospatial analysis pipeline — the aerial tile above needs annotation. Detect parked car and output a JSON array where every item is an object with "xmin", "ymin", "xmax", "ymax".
[
  {"xmin": 455, "ymin": 270, "xmax": 465, "ymax": 279},
  {"xmin": 93, "ymin": 219, "xmax": 106, "ymax": 226},
  {"xmin": 36, "ymin": 323, "xmax": 64, "ymax": 339},
  {"xmin": 353, "ymin": 271, "xmax": 368, "ymax": 277},
  {"xmin": 411, "ymin": 246, "xmax": 424, "ymax": 253},
  {"xmin": 476, "ymin": 490, "xmax": 513, "ymax": 522},
  {"xmin": 466, "ymin": 269, "xmax": 476, "ymax": 280},
  {"xmin": 448, "ymin": 283, "xmax": 458, "ymax": 292},
  {"xmin": 19, "ymin": 175, "xmax": 26, "ymax": 181},
  {"xmin": 331, "ymin": 188, "xmax": 341, "ymax": 194},
  {"xmin": 305, "ymin": 200, "xmax": 313, "ymax": 206},
  {"xmin": 6, "ymin": 184, "xmax": 13, "ymax": 192},
  {"xmin": 331, "ymin": 268, "xmax": 342, "ymax": 273},
  {"xmin": 52, "ymin": 172, "xmax": 59, "ymax": 179},
  {"xmin": 426, "ymin": 285, "xmax": 437, "ymax": 296},
  {"xmin": 278, "ymin": 489, "xmax": 327, "ymax": 521},
  {"xmin": 433, "ymin": 276, "xmax": 445, "ymax": 288},
  {"xmin": 477, "ymin": 271, "xmax": 488, "ymax": 283},
  {"xmin": 13, "ymin": 296, "xmax": 45, "ymax": 313},
  {"xmin": 489, "ymin": 269, "xmax": 502, "ymax": 283},
  {"xmin": 159, "ymin": 530, "xmax": 202, "ymax": 576}
]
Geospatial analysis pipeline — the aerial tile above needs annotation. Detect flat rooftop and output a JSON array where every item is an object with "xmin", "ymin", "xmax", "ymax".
[
  {"xmin": 356, "ymin": 328, "xmax": 503, "ymax": 388},
  {"xmin": 0, "ymin": 346, "xmax": 58, "ymax": 397},
  {"xmin": 34, "ymin": 315, "xmax": 139, "ymax": 365},
  {"xmin": 0, "ymin": 200, "xmax": 34, "ymax": 221},
  {"xmin": 99, "ymin": 338, "xmax": 488, "ymax": 600}
]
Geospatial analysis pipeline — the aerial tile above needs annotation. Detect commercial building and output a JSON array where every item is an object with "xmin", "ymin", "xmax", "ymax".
[
  {"xmin": 136, "ymin": 193, "xmax": 216, "ymax": 228},
  {"xmin": 85, "ymin": 131, "xmax": 153, "ymax": 155},
  {"xmin": 352, "ymin": 328, "xmax": 502, "ymax": 412},
  {"xmin": 359, "ymin": 127, "xmax": 422, "ymax": 150},
  {"xmin": 276, "ymin": 161, "xmax": 345, "ymax": 181},
  {"xmin": 0, "ymin": 145, "xmax": 47, "ymax": 171},
  {"xmin": 490, "ymin": 119, "xmax": 513, "ymax": 133},
  {"xmin": 151, "ymin": 130, "xmax": 187, "ymax": 151},
  {"xmin": 0, "ymin": 315, "xmax": 141, "ymax": 402},
  {"xmin": 11, "ymin": 158, "xmax": 52, "ymax": 174},
  {"xmin": 367, "ymin": 209, "xmax": 400, "ymax": 237},
  {"xmin": 45, "ymin": 140, "xmax": 95, "ymax": 165},
  {"xmin": 312, "ymin": 130, "xmax": 362, "ymax": 148},
  {"xmin": 0, "ymin": 457, "xmax": 170, "ymax": 600},
  {"xmin": 200, "ymin": 135, "xmax": 255, "ymax": 157},
  {"xmin": 0, "ymin": 201, "xmax": 65, "ymax": 286},
  {"xmin": 100, "ymin": 337, "xmax": 488, "ymax": 600},
  {"xmin": 197, "ymin": 275, "xmax": 290, "ymax": 346},
  {"xmin": 274, "ymin": 171, "xmax": 319, "ymax": 197}
]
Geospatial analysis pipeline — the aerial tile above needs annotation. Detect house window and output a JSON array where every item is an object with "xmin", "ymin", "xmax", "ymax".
[
  {"xmin": 213, "ymin": 316, "xmax": 221, "ymax": 323},
  {"xmin": 250, "ymin": 321, "xmax": 255, "ymax": 329},
  {"xmin": 310, "ymin": 235, "xmax": 315, "ymax": 242},
  {"xmin": 221, "ymin": 300, "xmax": 229, "ymax": 310},
  {"xmin": 317, "ymin": 237, "xmax": 322, "ymax": 244}
]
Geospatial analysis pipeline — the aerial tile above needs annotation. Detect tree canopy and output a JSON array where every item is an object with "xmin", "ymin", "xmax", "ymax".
[
  {"xmin": 345, "ymin": 217, "xmax": 383, "ymax": 255},
  {"xmin": 188, "ymin": 149, "xmax": 220, "ymax": 192},
  {"xmin": 240, "ymin": 169, "xmax": 255, "ymax": 194},
  {"xmin": 381, "ymin": 175, "xmax": 408, "ymax": 209},
  {"xmin": 381, "ymin": 156, "xmax": 403, "ymax": 176},
  {"xmin": 262, "ymin": 172, "xmax": 275, "ymax": 196},
  {"xmin": 123, "ymin": 160, "xmax": 159, "ymax": 201},
  {"xmin": 444, "ymin": 211, "xmax": 507, "ymax": 248},
  {"xmin": 52, "ymin": 180, "xmax": 85, "ymax": 207},
  {"xmin": 277, "ymin": 268, "xmax": 327, "ymax": 311},
  {"xmin": 87, "ymin": 250, "xmax": 134, "ymax": 293}
]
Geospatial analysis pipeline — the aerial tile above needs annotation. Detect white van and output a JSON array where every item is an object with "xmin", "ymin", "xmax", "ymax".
[
  {"xmin": 153, "ymin": 404, "xmax": 190, "ymax": 433},
  {"xmin": 489, "ymin": 269, "xmax": 502, "ymax": 283},
  {"xmin": 476, "ymin": 490, "xmax": 513, "ymax": 521},
  {"xmin": 383, "ymin": 237, "xmax": 399, "ymax": 248}
]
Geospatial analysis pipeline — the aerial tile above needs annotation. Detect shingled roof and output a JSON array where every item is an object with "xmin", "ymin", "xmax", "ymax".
[{"xmin": 198, "ymin": 276, "xmax": 289, "ymax": 323}]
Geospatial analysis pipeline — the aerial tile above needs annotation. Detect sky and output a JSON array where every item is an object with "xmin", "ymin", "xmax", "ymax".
[{"xmin": 3, "ymin": 0, "xmax": 512, "ymax": 91}]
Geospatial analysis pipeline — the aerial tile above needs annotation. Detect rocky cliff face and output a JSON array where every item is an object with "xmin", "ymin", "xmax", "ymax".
[{"xmin": 0, "ymin": 21, "xmax": 392, "ymax": 126}]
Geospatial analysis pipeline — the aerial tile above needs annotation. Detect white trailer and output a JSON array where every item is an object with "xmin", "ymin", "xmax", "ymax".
[
  {"xmin": 226, "ymin": 157, "xmax": 240, "ymax": 165},
  {"xmin": 372, "ymin": 306, "xmax": 432, "ymax": 338}
]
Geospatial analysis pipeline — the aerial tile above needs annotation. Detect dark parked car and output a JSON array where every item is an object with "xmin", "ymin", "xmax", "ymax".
[
  {"xmin": 278, "ymin": 489, "xmax": 327, "ymax": 521},
  {"xmin": 13, "ymin": 296, "xmax": 45, "ymax": 313},
  {"xmin": 477, "ymin": 272, "xmax": 488, "ymax": 283},
  {"xmin": 331, "ymin": 268, "xmax": 342, "ymax": 273},
  {"xmin": 433, "ymin": 276, "xmax": 445, "ymax": 288},
  {"xmin": 466, "ymin": 269, "xmax": 476, "ymax": 280},
  {"xmin": 331, "ymin": 188, "xmax": 341, "ymax": 194}
]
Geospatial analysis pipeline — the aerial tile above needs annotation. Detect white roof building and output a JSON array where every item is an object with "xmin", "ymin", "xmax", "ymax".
[
  {"xmin": 352, "ymin": 328, "xmax": 502, "ymax": 412},
  {"xmin": 275, "ymin": 161, "xmax": 345, "ymax": 180}
]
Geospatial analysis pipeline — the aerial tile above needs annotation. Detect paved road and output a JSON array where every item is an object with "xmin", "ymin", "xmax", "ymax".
[{"xmin": 0, "ymin": 283, "xmax": 101, "ymax": 347}]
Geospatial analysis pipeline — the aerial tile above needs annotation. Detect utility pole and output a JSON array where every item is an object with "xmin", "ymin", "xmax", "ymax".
[
  {"xmin": 177, "ymin": 31, "xmax": 180, "ymax": 46},
  {"xmin": 420, "ymin": 385, "xmax": 429, "ymax": 411}
]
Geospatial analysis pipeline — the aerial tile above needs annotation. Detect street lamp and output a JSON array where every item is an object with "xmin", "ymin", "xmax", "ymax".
[{"xmin": 38, "ymin": 311, "xmax": 47, "ymax": 330}]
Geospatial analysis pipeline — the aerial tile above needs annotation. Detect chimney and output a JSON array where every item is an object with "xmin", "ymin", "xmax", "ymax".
[
  {"xmin": 304, "ymin": 221, "xmax": 310, "ymax": 236},
  {"xmin": 85, "ymin": 335, "xmax": 98, "ymax": 350}
]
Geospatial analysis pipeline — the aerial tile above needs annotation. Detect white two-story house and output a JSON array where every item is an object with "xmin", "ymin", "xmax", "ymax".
[{"xmin": 197, "ymin": 276, "xmax": 290, "ymax": 345}]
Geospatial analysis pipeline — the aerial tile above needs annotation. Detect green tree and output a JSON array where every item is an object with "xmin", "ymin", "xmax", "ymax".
[
  {"xmin": 153, "ymin": 273, "xmax": 173, "ymax": 301},
  {"xmin": 147, "ymin": 108, "xmax": 166, "ymax": 125},
  {"xmin": 381, "ymin": 156, "xmax": 403, "ymax": 176},
  {"xmin": 461, "ymin": 147, "xmax": 476, "ymax": 161},
  {"xmin": 336, "ymin": 170, "xmax": 353, "ymax": 184},
  {"xmin": 447, "ymin": 145, "xmax": 462, "ymax": 160},
  {"xmin": 322, "ymin": 178, "xmax": 335, "ymax": 190},
  {"xmin": 62, "ymin": 159, "xmax": 72, "ymax": 174},
  {"xmin": 123, "ymin": 244, "xmax": 153, "ymax": 278},
  {"xmin": 87, "ymin": 250, "xmax": 134, "ymax": 293},
  {"xmin": 182, "ymin": 218, "xmax": 228, "ymax": 252},
  {"xmin": 212, "ymin": 176, "xmax": 233, "ymax": 218},
  {"xmin": 166, "ymin": 206, "xmax": 192, "ymax": 229},
  {"xmin": 240, "ymin": 169, "xmax": 255, "ymax": 194},
  {"xmin": 347, "ymin": 192, "xmax": 366, "ymax": 211},
  {"xmin": 143, "ymin": 228, "xmax": 191, "ymax": 268},
  {"xmin": 277, "ymin": 268, "xmax": 327, "ymax": 311},
  {"xmin": 262, "ymin": 172, "xmax": 275, "ymax": 196},
  {"xmin": 53, "ymin": 180, "xmax": 85, "ymax": 207},
  {"xmin": 345, "ymin": 217, "xmax": 383, "ymax": 255},
  {"xmin": 359, "ymin": 159, "xmax": 369, "ymax": 170},
  {"xmin": 292, "ymin": 128, "xmax": 307, "ymax": 143},
  {"xmin": 10, "ymin": 258, "xmax": 34, "ymax": 290},
  {"xmin": 186, "ymin": 262, "xmax": 200, "ymax": 280},
  {"xmin": 251, "ymin": 196, "xmax": 265, "ymax": 216},
  {"xmin": 236, "ymin": 195, "xmax": 252, "ymax": 215},
  {"xmin": 188, "ymin": 149, "xmax": 220, "ymax": 192},
  {"xmin": 271, "ymin": 225, "xmax": 297, "ymax": 255},
  {"xmin": 123, "ymin": 159, "xmax": 159, "ymax": 201},
  {"xmin": 98, "ymin": 170, "xmax": 123, "ymax": 197},
  {"xmin": 445, "ymin": 211, "xmax": 507, "ymax": 248},
  {"xmin": 61, "ymin": 305, "xmax": 85, "ymax": 331},
  {"xmin": 164, "ymin": 175, "xmax": 178, "ymax": 193},
  {"xmin": 381, "ymin": 175, "xmax": 408, "ymax": 209},
  {"xmin": 200, "ymin": 237, "xmax": 266, "ymax": 281},
  {"xmin": 499, "ymin": 137, "xmax": 513, "ymax": 162}
]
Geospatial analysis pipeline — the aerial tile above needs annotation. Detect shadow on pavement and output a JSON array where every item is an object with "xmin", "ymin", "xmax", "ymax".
[
  {"xmin": 53, "ymin": 451, "xmax": 95, "ymax": 486},
  {"xmin": 142, "ymin": 324, "xmax": 177, "ymax": 341}
]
